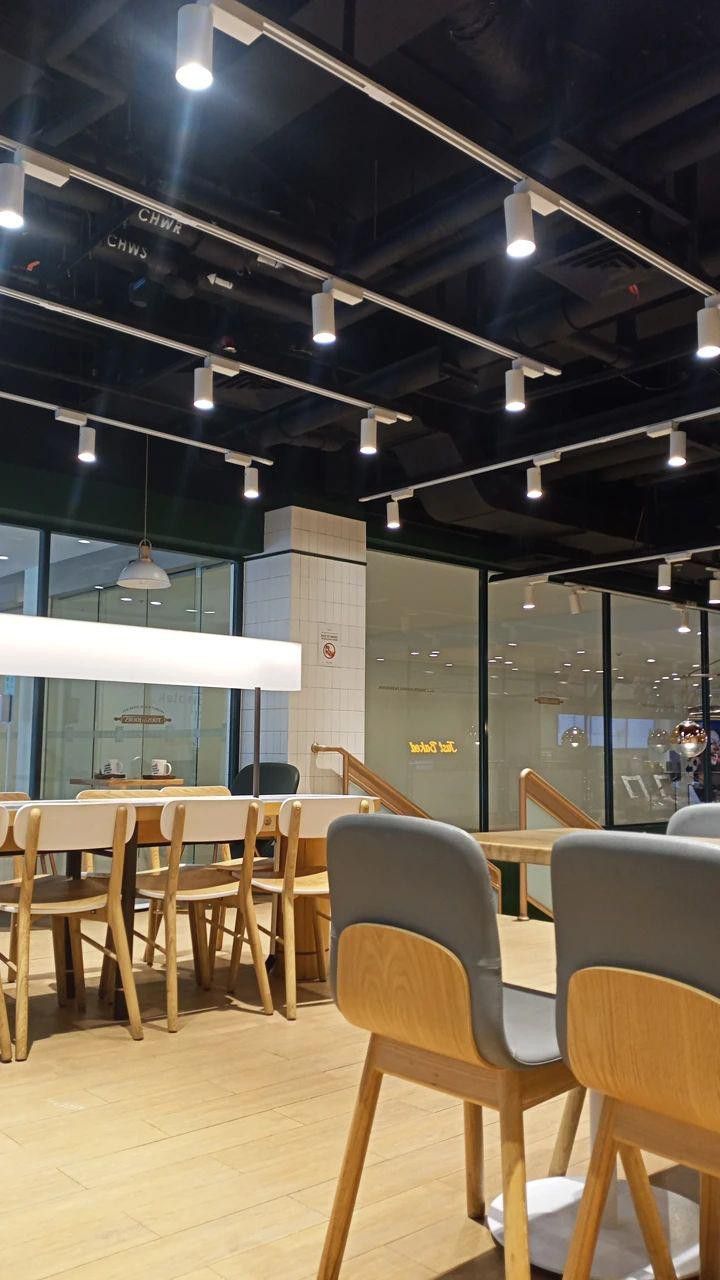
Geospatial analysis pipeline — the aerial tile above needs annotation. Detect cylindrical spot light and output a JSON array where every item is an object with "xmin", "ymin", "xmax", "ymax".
[
  {"xmin": 193, "ymin": 363, "xmax": 214, "ymax": 410},
  {"xmin": 77, "ymin": 425, "xmax": 96, "ymax": 464},
  {"xmin": 526, "ymin": 465, "xmax": 542, "ymax": 499},
  {"xmin": 677, "ymin": 607, "xmax": 691, "ymax": 635},
  {"xmin": 504, "ymin": 188, "xmax": 535, "ymax": 258},
  {"xmin": 710, "ymin": 577, "xmax": 720, "ymax": 606},
  {"xmin": 312, "ymin": 290, "xmax": 336, "ymax": 345},
  {"xmin": 668, "ymin": 428, "xmax": 687, "ymax": 468},
  {"xmin": 657, "ymin": 562, "xmax": 671, "ymax": 592},
  {"xmin": 523, "ymin": 584, "xmax": 535, "ymax": 610},
  {"xmin": 569, "ymin": 589, "xmax": 582, "ymax": 616},
  {"xmin": 176, "ymin": 3, "xmax": 214, "ymax": 90},
  {"xmin": 505, "ymin": 366, "xmax": 525, "ymax": 412},
  {"xmin": 243, "ymin": 465, "xmax": 259, "ymax": 499},
  {"xmin": 386, "ymin": 499, "xmax": 400, "ymax": 530},
  {"xmin": 697, "ymin": 304, "xmax": 720, "ymax": 360},
  {"xmin": 360, "ymin": 415, "xmax": 378, "ymax": 455},
  {"xmin": 0, "ymin": 161, "xmax": 24, "ymax": 230}
]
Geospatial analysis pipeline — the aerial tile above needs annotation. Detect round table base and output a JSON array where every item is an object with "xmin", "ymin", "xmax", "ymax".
[{"xmin": 487, "ymin": 1177, "xmax": 699, "ymax": 1280}]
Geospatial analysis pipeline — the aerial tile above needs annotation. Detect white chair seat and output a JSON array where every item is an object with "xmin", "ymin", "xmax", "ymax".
[
  {"xmin": 136, "ymin": 864, "xmax": 244, "ymax": 903},
  {"xmin": 251, "ymin": 869, "xmax": 330, "ymax": 897},
  {"xmin": 0, "ymin": 875, "xmax": 109, "ymax": 915}
]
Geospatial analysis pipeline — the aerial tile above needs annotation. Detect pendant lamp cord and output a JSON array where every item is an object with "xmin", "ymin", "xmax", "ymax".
[{"xmin": 143, "ymin": 436, "xmax": 149, "ymax": 544}]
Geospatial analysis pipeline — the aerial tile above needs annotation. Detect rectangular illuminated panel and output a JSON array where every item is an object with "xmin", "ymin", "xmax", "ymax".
[{"xmin": 0, "ymin": 614, "xmax": 301, "ymax": 691}]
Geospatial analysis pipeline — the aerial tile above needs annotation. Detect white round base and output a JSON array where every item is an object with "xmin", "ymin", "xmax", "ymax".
[{"xmin": 487, "ymin": 1177, "xmax": 699, "ymax": 1280}]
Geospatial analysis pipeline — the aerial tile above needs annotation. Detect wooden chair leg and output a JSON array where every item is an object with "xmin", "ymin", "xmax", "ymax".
[
  {"xmin": 7, "ymin": 916, "xmax": 17, "ymax": 983},
  {"xmin": 68, "ymin": 917, "xmax": 86, "ymax": 1013},
  {"xmin": 144, "ymin": 901, "xmax": 162, "ymax": 966},
  {"xmin": 227, "ymin": 909, "xmax": 244, "ymax": 994},
  {"xmin": 317, "ymin": 1044, "xmax": 383, "ymax": 1280},
  {"xmin": 564, "ymin": 1098, "xmax": 619, "ymax": 1280},
  {"xmin": 313, "ymin": 900, "xmax": 328, "ymax": 982},
  {"xmin": 98, "ymin": 924, "xmax": 116, "ymax": 1004},
  {"xmin": 548, "ymin": 1086, "xmax": 587, "ymax": 1176},
  {"xmin": 619, "ymin": 1144, "xmax": 677, "ymax": 1280},
  {"xmin": 241, "ymin": 892, "xmax": 274, "ymax": 1015},
  {"xmin": 107, "ymin": 902, "xmax": 142, "ymax": 1042},
  {"xmin": 187, "ymin": 903, "xmax": 202, "ymax": 985},
  {"xmin": 464, "ymin": 1101, "xmax": 485, "ymax": 1220},
  {"xmin": 208, "ymin": 903, "xmax": 222, "ymax": 980},
  {"xmin": 0, "ymin": 971, "xmax": 11, "ymax": 1062},
  {"xmin": 164, "ymin": 897, "xmax": 179, "ymax": 1033},
  {"xmin": 51, "ymin": 918, "xmax": 68, "ymax": 1008},
  {"xmin": 14, "ymin": 905, "xmax": 32, "ymax": 1061},
  {"xmin": 499, "ymin": 1074, "xmax": 531, "ymax": 1280},
  {"xmin": 192, "ymin": 904, "xmax": 211, "ymax": 991},
  {"xmin": 282, "ymin": 892, "xmax": 297, "ymax": 1021},
  {"xmin": 700, "ymin": 1173, "xmax": 720, "ymax": 1280},
  {"xmin": 215, "ymin": 905, "xmax": 226, "ymax": 951}
]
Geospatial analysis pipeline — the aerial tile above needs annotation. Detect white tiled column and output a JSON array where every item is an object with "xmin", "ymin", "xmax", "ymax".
[{"xmin": 240, "ymin": 507, "xmax": 366, "ymax": 792}]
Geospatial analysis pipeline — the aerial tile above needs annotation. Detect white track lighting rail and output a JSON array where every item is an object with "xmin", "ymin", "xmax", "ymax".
[{"xmin": 186, "ymin": 2, "xmax": 715, "ymax": 299}]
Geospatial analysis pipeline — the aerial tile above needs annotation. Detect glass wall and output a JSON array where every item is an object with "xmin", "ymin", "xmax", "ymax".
[
  {"xmin": 42, "ymin": 536, "xmax": 233, "ymax": 798},
  {"xmin": 707, "ymin": 612, "xmax": 720, "ymax": 803},
  {"xmin": 488, "ymin": 579, "xmax": 604, "ymax": 829},
  {"xmin": 611, "ymin": 595, "xmax": 702, "ymax": 824},
  {"xmin": 0, "ymin": 522, "xmax": 41, "ymax": 794},
  {"xmin": 366, "ymin": 550, "xmax": 479, "ymax": 829}
]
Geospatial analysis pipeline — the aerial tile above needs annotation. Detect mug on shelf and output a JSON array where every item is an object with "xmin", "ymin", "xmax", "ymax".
[
  {"xmin": 102, "ymin": 759, "xmax": 123, "ymax": 776},
  {"xmin": 150, "ymin": 758, "xmax": 172, "ymax": 776}
]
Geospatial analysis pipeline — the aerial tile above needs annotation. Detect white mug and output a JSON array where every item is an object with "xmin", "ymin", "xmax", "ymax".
[
  {"xmin": 102, "ymin": 759, "xmax": 123, "ymax": 776},
  {"xmin": 151, "ymin": 759, "xmax": 172, "ymax": 776}
]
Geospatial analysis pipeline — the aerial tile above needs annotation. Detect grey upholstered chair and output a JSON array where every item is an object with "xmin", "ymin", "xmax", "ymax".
[
  {"xmin": 666, "ymin": 801, "xmax": 720, "ymax": 837},
  {"xmin": 316, "ymin": 814, "xmax": 581, "ymax": 1280},
  {"xmin": 552, "ymin": 829, "xmax": 720, "ymax": 1280}
]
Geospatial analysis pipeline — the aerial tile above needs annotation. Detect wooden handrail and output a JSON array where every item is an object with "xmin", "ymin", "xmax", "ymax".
[
  {"xmin": 518, "ymin": 768, "xmax": 600, "ymax": 918},
  {"xmin": 311, "ymin": 743, "xmax": 502, "ymax": 905}
]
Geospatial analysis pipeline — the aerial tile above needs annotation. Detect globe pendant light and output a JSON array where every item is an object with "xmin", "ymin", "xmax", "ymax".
[
  {"xmin": 669, "ymin": 719, "xmax": 708, "ymax": 759},
  {"xmin": 561, "ymin": 725, "xmax": 587, "ymax": 750},
  {"xmin": 117, "ymin": 438, "xmax": 171, "ymax": 591}
]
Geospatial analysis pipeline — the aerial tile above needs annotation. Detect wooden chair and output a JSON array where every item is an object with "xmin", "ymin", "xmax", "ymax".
[
  {"xmin": 553, "ymin": 829, "xmax": 720, "ymax": 1280},
  {"xmin": 251, "ymin": 795, "xmax": 373, "ymax": 1021},
  {"xmin": 0, "ymin": 806, "xmax": 14, "ymax": 1061},
  {"xmin": 152, "ymin": 785, "xmax": 232, "ymax": 961},
  {"xmin": 316, "ymin": 813, "xmax": 581, "ymax": 1280},
  {"xmin": 0, "ymin": 791, "xmax": 56, "ymax": 984},
  {"xmin": 0, "ymin": 801, "xmax": 143, "ymax": 1059},
  {"xmin": 135, "ymin": 797, "xmax": 273, "ymax": 1031}
]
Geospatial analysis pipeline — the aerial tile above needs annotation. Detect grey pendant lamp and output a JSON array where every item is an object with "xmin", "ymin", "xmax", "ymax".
[{"xmin": 117, "ymin": 438, "xmax": 171, "ymax": 591}]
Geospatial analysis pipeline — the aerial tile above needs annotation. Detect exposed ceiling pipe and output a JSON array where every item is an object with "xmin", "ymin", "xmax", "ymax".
[{"xmin": 41, "ymin": 0, "xmax": 129, "ymax": 146}]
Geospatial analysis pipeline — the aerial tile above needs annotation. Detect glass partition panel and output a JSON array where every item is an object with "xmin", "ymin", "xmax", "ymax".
[
  {"xmin": 611, "ymin": 595, "xmax": 703, "ymax": 824},
  {"xmin": 43, "ymin": 536, "xmax": 233, "ymax": 799},
  {"xmin": 365, "ymin": 550, "xmax": 479, "ymax": 829},
  {"xmin": 0, "ymin": 523, "xmax": 40, "ymax": 794},
  {"xmin": 488, "ymin": 580, "xmax": 604, "ymax": 830},
  {"xmin": 706, "ymin": 611, "xmax": 720, "ymax": 803}
]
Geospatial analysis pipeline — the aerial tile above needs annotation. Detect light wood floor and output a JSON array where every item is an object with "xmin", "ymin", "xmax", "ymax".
[{"xmin": 0, "ymin": 911, "xmax": 665, "ymax": 1280}]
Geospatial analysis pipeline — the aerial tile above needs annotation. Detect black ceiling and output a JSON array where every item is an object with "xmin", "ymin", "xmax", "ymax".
[{"xmin": 2, "ymin": 0, "xmax": 720, "ymax": 593}]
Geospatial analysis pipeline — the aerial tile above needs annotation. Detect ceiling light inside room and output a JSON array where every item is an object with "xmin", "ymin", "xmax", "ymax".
[
  {"xmin": 504, "ymin": 186, "xmax": 535, "ymax": 259},
  {"xmin": 176, "ymin": 2, "xmax": 214, "ymax": 90},
  {"xmin": 193, "ymin": 362, "xmax": 214, "ymax": 410},
  {"xmin": 386, "ymin": 499, "xmax": 400, "ymax": 530},
  {"xmin": 569, "ymin": 589, "xmax": 582, "ymax": 616},
  {"xmin": 526, "ymin": 465, "xmax": 542, "ymax": 499},
  {"xmin": 77, "ymin": 425, "xmax": 96, "ymax": 464},
  {"xmin": 505, "ymin": 365, "xmax": 525, "ymax": 412},
  {"xmin": 243, "ymin": 465, "xmax": 259, "ymax": 499},
  {"xmin": 677, "ymin": 607, "xmax": 691, "ymax": 634},
  {"xmin": 710, "ymin": 574, "xmax": 720, "ymax": 606},
  {"xmin": 523, "ymin": 584, "xmax": 535, "ymax": 611},
  {"xmin": 668, "ymin": 428, "xmax": 687, "ymax": 468},
  {"xmin": 360, "ymin": 414, "xmax": 378, "ymax": 455},
  {"xmin": 657, "ymin": 562, "xmax": 671, "ymax": 592},
  {"xmin": 0, "ymin": 159, "xmax": 24, "ymax": 229},
  {"xmin": 117, "ymin": 438, "xmax": 171, "ymax": 591},
  {"xmin": 697, "ymin": 296, "xmax": 720, "ymax": 359},
  {"xmin": 311, "ymin": 290, "xmax": 336, "ymax": 345}
]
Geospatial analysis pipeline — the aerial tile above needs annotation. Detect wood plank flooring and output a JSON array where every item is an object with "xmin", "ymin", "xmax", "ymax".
[{"xmin": 0, "ymin": 911, "xmax": 660, "ymax": 1279}]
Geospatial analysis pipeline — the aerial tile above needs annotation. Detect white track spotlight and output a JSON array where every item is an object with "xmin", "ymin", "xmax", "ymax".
[
  {"xmin": 176, "ymin": 3, "xmax": 214, "ymax": 90},
  {"xmin": 312, "ymin": 290, "xmax": 336, "ymax": 345},
  {"xmin": 77, "ymin": 425, "xmax": 96, "ymax": 464},
  {"xmin": 697, "ymin": 296, "xmax": 720, "ymax": 359},
  {"xmin": 504, "ymin": 186, "xmax": 535, "ymax": 258},
  {"xmin": 360, "ymin": 414, "xmax": 378, "ymax": 455},
  {"xmin": 657, "ymin": 562, "xmax": 672, "ymax": 592},
  {"xmin": 710, "ymin": 574, "xmax": 720, "ymax": 606},
  {"xmin": 505, "ymin": 365, "xmax": 525, "ymax": 412},
  {"xmin": 523, "ymin": 584, "xmax": 535, "ymax": 611},
  {"xmin": 677, "ymin": 607, "xmax": 691, "ymax": 635},
  {"xmin": 0, "ymin": 159, "xmax": 24, "ymax": 229},
  {"xmin": 243, "ymin": 465, "xmax": 259, "ymax": 499},
  {"xmin": 386, "ymin": 499, "xmax": 400, "ymax": 530},
  {"xmin": 526, "ymin": 465, "xmax": 542, "ymax": 499},
  {"xmin": 668, "ymin": 427, "xmax": 687, "ymax": 468},
  {"xmin": 569, "ymin": 589, "xmax": 582, "ymax": 616},
  {"xmin": 193, "ymin": 361, "xmax": 214, "ymax": 410}
]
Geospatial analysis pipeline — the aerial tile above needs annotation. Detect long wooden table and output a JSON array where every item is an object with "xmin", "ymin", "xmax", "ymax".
[
  {"xmin": 0, "ymin": 795, "xmax": 328, "ymax": 1019},
  {"xmin": 473, "ymin": 828, "xmax": 589, "ymax": 919}
]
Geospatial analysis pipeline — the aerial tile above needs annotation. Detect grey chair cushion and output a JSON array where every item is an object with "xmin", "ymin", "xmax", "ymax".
[
  {"xmin": 328, "ymin": 813, "xmax": 560, "ymax": 1070},
  {"xmin": 552, "ymin": 829, "xmax": 720, "ymax": 1058},
  {"xmin": 667, "ymin": 803, "xmax": 720, "ymax": 837}
]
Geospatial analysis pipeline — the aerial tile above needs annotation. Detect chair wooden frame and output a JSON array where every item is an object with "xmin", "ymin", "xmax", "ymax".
[
  {"xmin": 0, "ymin": 804, "xmax": 142, "ymax": 1060},
  {"xmin": 133, "ymin": 800, "xmax": 272, "ymax": 1031},
  {"xmin": 316, "ymin": 922, "xmax": 580, "ymax": 1280},
  {"xmin": 564, "ymin": 965, "xmax": 720, "ymax": 1280},
  {"xmin": 252, "ymin": 797, "xmax": 372, "ymax": 1022}
]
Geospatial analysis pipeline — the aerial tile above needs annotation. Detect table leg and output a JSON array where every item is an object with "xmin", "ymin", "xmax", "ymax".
[
  {"xmin": 63, "ymin": 850, "xmax": 82, "ymax": 999},
  {"xmin": 113, "ymin": 831, "xmax": 138, "ymax": 1021}
]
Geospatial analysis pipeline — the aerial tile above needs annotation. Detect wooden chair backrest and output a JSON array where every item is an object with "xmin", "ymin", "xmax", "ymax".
[
  {"xmin": 567, "ymin": 966, "xmax": 720, "ymax": 1131},
  {"xmin": 0, "ymin": 791, "xmax": 29, "ymax": 802},
  {"xmin": 279, "ymin": 796, "xmax": 372, "ymax": 889},
  {"xmin": 13, "ymin": 802, "xmax": 134, "ymax": 902},
  {"xmin": 159, "ymin": 799, "xmax": 261, "ymax": 892},
  {"xmin": 160, "ymin": 785, "xmax": 230, "ymax": 796},
  {"xmin": 0, "ymin": 806, "xmax": 10, "ymax": 850},
  {"xmin": 77, "ymin": 788, "xmax": 163, "ymax": 799},
  {"xmin": 337, "ymin": 922, "xmax": 490, "ymax": 1067}
]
